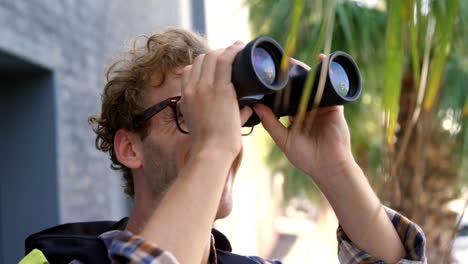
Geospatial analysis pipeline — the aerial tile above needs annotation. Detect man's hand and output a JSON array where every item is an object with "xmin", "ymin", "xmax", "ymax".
[
  {"xmin": 181, "ymin": 41, "xmax": 252, "ymax": 162},
  {"xmin": 140, "ymin": 41, "xmax": 253, "ymax": 264},
  {"xmin": 254, "ymin": 55, "xmax": 406, "ymax": 263},
  {"xmin": 253, "ymin": 54, "xmax": 353, "ymax": 183}
]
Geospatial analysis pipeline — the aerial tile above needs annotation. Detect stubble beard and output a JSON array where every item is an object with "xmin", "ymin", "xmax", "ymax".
[
  {"xmin": 142, "ymin": 138, "xmax": 238, "ymax": 219},
  {"xmin": 143, "ymin": 141, "xmax": 179, "ymax": 206}
]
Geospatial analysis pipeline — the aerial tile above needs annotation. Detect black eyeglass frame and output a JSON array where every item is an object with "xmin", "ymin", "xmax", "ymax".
[
  {"xmin": 133, "ymin": 96, "xmax": 188, "ymax": 134},
  {"xmin": 133, "ymin": 96, "xmax": 254, "ymax": 136}
]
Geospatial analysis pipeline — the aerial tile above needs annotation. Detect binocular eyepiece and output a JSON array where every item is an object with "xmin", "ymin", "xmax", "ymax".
[{"xmin": 232, "ymin": 36, "xmax": 362, "ymax": 127}]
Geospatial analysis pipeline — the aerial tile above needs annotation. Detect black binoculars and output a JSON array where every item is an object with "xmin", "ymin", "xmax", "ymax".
[{"xmin": 232, "ymin": 36, "xmax": 362, "ymax": 127}]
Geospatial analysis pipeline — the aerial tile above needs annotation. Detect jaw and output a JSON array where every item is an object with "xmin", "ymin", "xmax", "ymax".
[
  {"xmin": 215, "ymin": 169, "xmax": 235, "ymax": 219},
  {"xmin": 215, "ymin": 146, "xmax": 243, "ymax": 220}
]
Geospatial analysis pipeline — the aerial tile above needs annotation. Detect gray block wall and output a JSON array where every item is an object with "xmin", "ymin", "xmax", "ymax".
[{"xmin": 0, "ymin": 0, "xmax": 203, "ymax": 262}]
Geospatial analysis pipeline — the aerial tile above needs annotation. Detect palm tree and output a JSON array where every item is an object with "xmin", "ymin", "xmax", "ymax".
[{"xmin": 247, "ymin": 0, "xmax": 468, "ymax": 262}]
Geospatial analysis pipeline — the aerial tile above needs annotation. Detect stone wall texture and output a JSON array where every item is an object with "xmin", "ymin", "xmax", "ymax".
[{"xmin": 0, "ymin": 0, "xmax": 195, "ymax": 222}]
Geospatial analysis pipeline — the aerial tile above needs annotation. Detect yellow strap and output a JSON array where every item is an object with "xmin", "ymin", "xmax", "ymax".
[{"xmin": 19, "ymin": 249, "xmax": 49, "ymax": 264}]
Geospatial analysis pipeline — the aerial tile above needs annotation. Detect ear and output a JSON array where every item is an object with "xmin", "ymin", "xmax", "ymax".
[{"xmin": 114, "ymin": 129, "xmax": 143, "ymax": 169}]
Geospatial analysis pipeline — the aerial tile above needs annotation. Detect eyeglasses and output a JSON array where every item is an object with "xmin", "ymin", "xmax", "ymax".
[
  {"xmin": 133, "ymin": 96, "xmax": 187, "ymax": 134},
  {"xmin": 133, "ymin": 96, "xmax": 254, "ymax": 136}
]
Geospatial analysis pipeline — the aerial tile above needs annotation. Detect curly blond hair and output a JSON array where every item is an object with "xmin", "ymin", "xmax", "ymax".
[{"xmin": 89, "ymin": 28, "xmax": 209, "ymax": 197}]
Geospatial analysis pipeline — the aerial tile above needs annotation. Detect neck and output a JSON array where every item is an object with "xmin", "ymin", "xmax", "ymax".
[
  {"xmin": 125, "ymin": 172, "xmax": 162, "ymax": 234},
  {"xmin": 126, "ymin": 196, "xmax": 213, "ymax": 264},
  {"xmin": 202, "ymin": 239, "xmax": 212, "ymax": 264},
  {"xmin": 128, "ymin": 203, "xmax": 213, "ymax": 264},
  {"xmin": 125, "ymin": 199, "xmax": 155, "ymax": 234},
  {"xmin": 127, "ymin": 172, "xmax": 216, "ymax": 264}
]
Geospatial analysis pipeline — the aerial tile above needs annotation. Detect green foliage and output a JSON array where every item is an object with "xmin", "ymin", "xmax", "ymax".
[
  {"xmin": 462, "ymin": 119, "xmax": 468, "ymax": 183},
  {"xmin": 248, "ymin": 0, "xmax": 468, "ymax": 203},
  {"xmin": 382, "ymin": 0, "xmax": 404, "ymax": 147},
  {"xmin": 439, "ymin": 56, "xmax": 468, "ymax": 112},
  {"xmin": 423, "ymin": 0, "xmax": 459, "ymax": 111},
  {"xmin": 248, "ymin": 0, "xmax": 387, "ymax": 202}
]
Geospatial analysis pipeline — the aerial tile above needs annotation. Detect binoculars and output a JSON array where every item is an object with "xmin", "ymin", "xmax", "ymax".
[{"xmin": 232, "ymin": 36, "xmax": 362, "ymax": 127}]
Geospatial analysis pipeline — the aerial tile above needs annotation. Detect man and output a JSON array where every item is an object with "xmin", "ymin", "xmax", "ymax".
[{"xmin": 23, "ymin": 28, "xmax": 426, "ymax": 264}]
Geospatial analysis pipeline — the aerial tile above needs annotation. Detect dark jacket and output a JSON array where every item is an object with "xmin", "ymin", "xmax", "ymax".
[{"xmin": 25, "ymin": 218, "xmax": 259, "ymax": 264}]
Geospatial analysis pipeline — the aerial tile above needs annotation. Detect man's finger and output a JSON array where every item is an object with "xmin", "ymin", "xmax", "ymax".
[
  {"xmin": 199, "ymin": 49, "xmax": 224, "ymax": 86},
  {"xmin": 214, "ymin": 41, "xmax": 245, "ymax": 85},
  {"xmin": 190, "ymin": 54, "xmax": 205, "ymax": 84},
  {"xmin": 240, "ymin": 106, "xmax": 253, "ymax": 125},
  {"xmin": 253, "ymin": 104, "xmax": 288, "ymax": 150},
  {"xmin": 288, "ymin": 57, "xmax": 311, "ymax": 71},
  {"xmin": 288, "ymin": 54, "xmax": 327, "ymax": 71},
  {"xmin": 181, "ymin": 65, "xmax": 192, "ymax": 91}
]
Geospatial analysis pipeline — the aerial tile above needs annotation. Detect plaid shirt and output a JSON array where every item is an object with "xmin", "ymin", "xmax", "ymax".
[{"xmin": 99, "ymin": 207, "xmax": 426, "ymax": 264}]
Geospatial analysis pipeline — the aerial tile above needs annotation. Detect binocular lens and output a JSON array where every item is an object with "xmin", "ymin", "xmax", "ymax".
[
  {"xmin": 329, "ymin": 61, "xmax": 349, "ymax": 97},
  {"xmin": 253, "ymin": 47, "xmax": 276, "ymax": 85},
  {"xmin": 232, "ymin": 36, "xmax": 361, "ymax": 127}
]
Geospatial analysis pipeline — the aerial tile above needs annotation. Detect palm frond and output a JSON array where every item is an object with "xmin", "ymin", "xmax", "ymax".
[{"xmin": 382, "ymin": 0, "xmax": 405, "ymax": 148}]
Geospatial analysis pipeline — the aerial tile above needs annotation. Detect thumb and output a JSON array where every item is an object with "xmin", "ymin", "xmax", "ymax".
[{"xmin": 253, "ymin": 104, "xmax": 288, "ymax": 150}]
